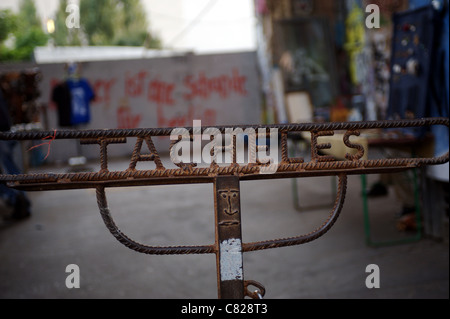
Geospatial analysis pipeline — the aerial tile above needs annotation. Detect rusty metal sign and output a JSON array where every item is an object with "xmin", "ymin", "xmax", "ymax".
[{"xmin": 0, "ymin": 117, "xmax": 448, "ymax": 299}]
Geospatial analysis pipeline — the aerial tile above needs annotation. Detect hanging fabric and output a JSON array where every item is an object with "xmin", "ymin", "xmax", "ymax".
[{"xmin": 66, "ymin": 77, "xmax": 95, "ymax": 125}]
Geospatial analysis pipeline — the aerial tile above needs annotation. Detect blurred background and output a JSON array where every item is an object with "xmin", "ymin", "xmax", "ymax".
[{"xmin": 0, "ymin": 0, "xmax": 448, "ymax": 299}]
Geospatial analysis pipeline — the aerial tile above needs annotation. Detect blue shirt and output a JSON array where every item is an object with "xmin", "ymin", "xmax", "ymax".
[{"xmin": 66, "ymin": 78, "xmax": 95, "ymax": 125}]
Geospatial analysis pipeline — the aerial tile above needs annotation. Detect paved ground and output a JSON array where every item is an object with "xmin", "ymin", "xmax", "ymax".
[{"xmin": 0, "ymin": 156, "xmax": 448, "ymax": 299}]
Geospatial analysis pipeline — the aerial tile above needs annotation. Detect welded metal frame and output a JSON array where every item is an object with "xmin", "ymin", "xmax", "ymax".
[{"xmin": 1, "ymin": 117, "xmax": 448, "ymax": 299}]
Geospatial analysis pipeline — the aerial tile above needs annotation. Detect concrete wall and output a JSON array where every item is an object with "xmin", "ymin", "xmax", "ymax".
[{"xmin": 36, "ymin": 51, "xmax": 262, "ymax": 163}]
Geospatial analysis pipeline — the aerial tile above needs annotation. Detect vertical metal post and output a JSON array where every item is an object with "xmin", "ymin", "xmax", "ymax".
[
  {"xmin": 214, "ymin": 176, "xmax": 244, "ymax": 299},
  {"xmin": 361, "ymin": 174, "xmax": 373, "ymax": 246}
]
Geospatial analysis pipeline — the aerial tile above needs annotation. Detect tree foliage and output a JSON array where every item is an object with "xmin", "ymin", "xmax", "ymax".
[
  {"xmin": 0, "ymin": 0, "xmax": 161, "ymax": 61},
  {"xmin": 79, "ymin": 0, "xmax": 116, "ymax": 45},
  {"xmin": 53, "ymin": 0, "xmax": 83, "ymax": 46},
  {"xmin": 0, "ymin": 10, "xmax": 17, "ymax": 43},
  {"xmin": 0, "ymin": 0, "xmax": 48, "ymax": 61},
  {"xmin": 53, "ymin": 0, "xmax": 161, "ymax": 48}
]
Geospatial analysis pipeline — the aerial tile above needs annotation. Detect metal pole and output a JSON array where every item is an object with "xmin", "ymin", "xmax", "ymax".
[{"xmin": 214, "ymin": 176, "xmax": 244, "ymax": 299}]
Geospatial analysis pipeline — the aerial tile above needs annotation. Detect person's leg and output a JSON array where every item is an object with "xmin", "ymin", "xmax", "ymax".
[{"xmin": 0, "ymin": 141, "xmax": 31, "ymax": 219}]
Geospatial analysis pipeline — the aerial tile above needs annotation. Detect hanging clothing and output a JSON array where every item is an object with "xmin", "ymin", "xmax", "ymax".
[
  {"xmin": 51, "ymin": 78, "xmax": 95, "ymax": 127},
  {"xmin": 0, "ymin": 89, "xmax": 12, "ymax": 132},
  {"xmin": 51, "ymin": 81, "xmax": 72, "ymax": 127},
  {"xmin": 66, "ymin": 78, "xmax": 95, "ymax": 126}
]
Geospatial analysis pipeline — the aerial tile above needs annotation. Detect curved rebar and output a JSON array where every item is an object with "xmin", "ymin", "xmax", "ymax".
[
  {"xmin": 96, "ymin": 174, "xmax": 347, "ymax": 255},
  {"xmin": 95, "ymin": 185, "xmax": 216, "ymax": 255},
  {"xmin": 242, "ymin": 174, "xmax": 347, "ymax": 252}
]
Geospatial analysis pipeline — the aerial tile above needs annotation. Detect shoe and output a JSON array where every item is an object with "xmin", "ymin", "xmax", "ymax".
[
  {"xmin": 367, "ymin": 182, "xmax": 388, "ymax": 197},
  {"xmin": 11, "ymin": 193, "xmax": 31, "ymax": 220},
  {"xmin": 396, "ymin": 213, "xmax": 417, "ymax": 232},
  {"xmin": 399, "ymin": 206, "xmax": 415, "ymax": 217},
  {"xmin": 0, "ymin": 197, "xmax": 14, "ymax": 220},
  {"xmin": 396, "ymin": 206, "xmax": 417, "ymax": 232}
]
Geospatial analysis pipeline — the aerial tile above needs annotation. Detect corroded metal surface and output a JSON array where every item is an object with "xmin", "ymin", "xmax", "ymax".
[
  {"xmin": 0, "ymin": 118, "xmax": 448, "ymax": 189},
  {"xmin": 1, "ymin": 117, "xmax": 448, "ymax": 299}
]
